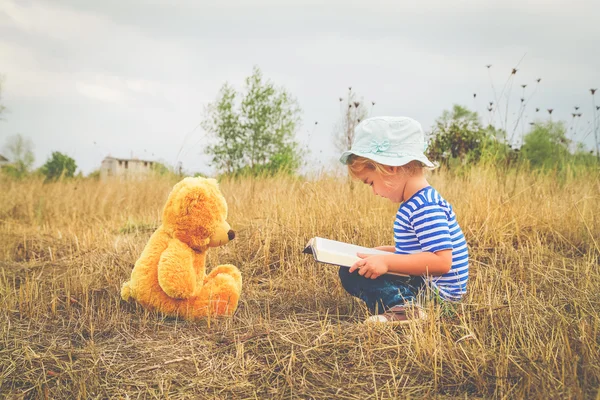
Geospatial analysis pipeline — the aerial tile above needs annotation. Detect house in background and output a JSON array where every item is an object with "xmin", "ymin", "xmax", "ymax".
[
  {"xmin": 0, "ymin": 154, "xmax": 10, "ymax": 167},
  {"xmin": 100, "ymin": 156, "xmax": 156, "ymax": 181}
]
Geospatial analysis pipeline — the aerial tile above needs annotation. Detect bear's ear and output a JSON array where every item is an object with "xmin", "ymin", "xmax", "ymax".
[
  {"xmin": 163, "ymin": 181, "xmax": 185, "ymax": 213},
  {"xmin": 167, "ymin": 178, "xmax": 191, "ymax": 201},
  {"xmin": 181, "ymin": 176, "xmax": 199, "ymax": 185},
  {"xmin": 163, "ymin": 179, "xmax": 200, "ymax": 222},
  {"xmin": 197, "ymin": 178, "xmax": 219, "ymax": 192}
]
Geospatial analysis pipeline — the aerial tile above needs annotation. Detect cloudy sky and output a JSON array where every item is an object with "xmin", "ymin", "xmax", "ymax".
[{"xmin": 1, "ymin": 0, "xmax": 599, "ymax": 175}]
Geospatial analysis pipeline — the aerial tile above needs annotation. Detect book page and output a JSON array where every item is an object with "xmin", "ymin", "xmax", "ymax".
[
  {"xmin": 305, "ymin": 237, "xmax": 408, "ymax": 276},
  {"xmin": 313, "ymin": 237, "xmax": 390, "ymax": 267}
]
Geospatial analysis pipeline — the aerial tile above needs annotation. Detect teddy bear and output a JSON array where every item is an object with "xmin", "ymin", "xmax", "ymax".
[{"xmin": 121, "ymin": 177, "xmax": 242, "ymax": 319}]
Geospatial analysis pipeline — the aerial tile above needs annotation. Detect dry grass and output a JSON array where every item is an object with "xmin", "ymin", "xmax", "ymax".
[{"xmin": 1, "ymin": 165, "xmax": 599, "ymax": 399}]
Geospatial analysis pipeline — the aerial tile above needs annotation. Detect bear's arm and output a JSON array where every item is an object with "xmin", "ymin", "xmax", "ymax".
[{"xmin": 157, "ymin": 238, "xmax": 196, "ymax": 299}]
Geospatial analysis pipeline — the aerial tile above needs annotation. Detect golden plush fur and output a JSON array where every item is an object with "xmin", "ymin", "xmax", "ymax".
[{"xmin": 121, "ymin": 177, "xmax": 242, "ymax": 319}]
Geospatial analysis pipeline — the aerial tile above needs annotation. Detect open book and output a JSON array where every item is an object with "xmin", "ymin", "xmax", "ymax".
[{"xmin": 303, "ymin": 237, "xmax": 408, "ymax": 277}]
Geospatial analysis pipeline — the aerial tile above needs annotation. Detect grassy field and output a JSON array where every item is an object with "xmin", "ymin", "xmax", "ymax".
[{"xmin": 1, "ymin": 165, "xmax": 599, "ymax": 399}]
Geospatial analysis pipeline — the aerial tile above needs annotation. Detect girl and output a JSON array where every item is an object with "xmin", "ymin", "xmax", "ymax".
[{"xmin": 338, "ymin": 116, "xmax": 469, "ymax": 323}]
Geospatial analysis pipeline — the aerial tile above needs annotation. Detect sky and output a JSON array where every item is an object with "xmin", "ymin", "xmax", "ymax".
[{"xmin": 1, "ymin": 0, "xmax": 599, "ymax": 175}]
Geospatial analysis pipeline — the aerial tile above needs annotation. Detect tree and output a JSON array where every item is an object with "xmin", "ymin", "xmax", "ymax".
[
  {"xmin": 2, "ymin": 134, "xmax": 35, "ymax": 178},
  {"xmin": 40, "ymin": 152, "xmax": 77, "ymax": 181},
  {"xmin": 427, "ymin": 105, "xmax": 495, "ymax": 165},
  {"xmin": 202, "ymin": 67, "xmax": 302, "ymax": 176},
  {"xmin": 202, "ymin": 84, "xmax": 244, "ymax": 174},
  {"xmin": 87, "ymin": 169, "xmax": 101, "ymax": 180},
  {"xmin": 150, "ymin": 161, "xmax": 182, "ymax": 178},
  {"xmin": 151, "ymin": 161, "xmax": 171, "ymax": 176},
  {"xmin": 521, "ymin": 121, "xmax": 570, "ymax": 170},
  {"xmin": 333, "ymin": 88, "xmax": 371, "ymax": 153}
]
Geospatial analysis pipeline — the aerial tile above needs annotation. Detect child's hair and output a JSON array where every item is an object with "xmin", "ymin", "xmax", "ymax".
[{"xmin": 347, "ymin": 155, "xmax": 428, "ymax": 181}]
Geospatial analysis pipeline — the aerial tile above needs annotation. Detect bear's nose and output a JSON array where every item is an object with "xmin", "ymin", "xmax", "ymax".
[{"xmin": 227, "ymin": 229, "xmax": 235, "ymax": 241}]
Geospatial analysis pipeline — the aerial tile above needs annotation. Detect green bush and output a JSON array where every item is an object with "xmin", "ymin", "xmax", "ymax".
[
  {"xmin": 520, "ymin": 121, "xmax": 570, "ymax": 170},
  {"xmin": 40, "ymin": 152, "xmax": 77, "ymax": 181},
  {"xmin": 428, "ymin": 105, "xmax": 495, "ymax": 166}
]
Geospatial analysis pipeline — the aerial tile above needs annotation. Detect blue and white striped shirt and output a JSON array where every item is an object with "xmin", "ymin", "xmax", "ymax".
[{"xmin": 394, "ymin": 186, "xmax": 469, "ymax": 300}]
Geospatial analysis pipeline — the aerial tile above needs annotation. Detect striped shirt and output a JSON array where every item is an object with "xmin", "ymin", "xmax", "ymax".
[{"xmin": 394, "ymin": 186, "xmax": 469, "ymax": 300}]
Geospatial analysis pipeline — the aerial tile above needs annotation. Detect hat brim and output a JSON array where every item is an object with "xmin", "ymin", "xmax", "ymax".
[{"xmin": 339, "ymin": 150, "xmax": 435, "ymax": 168}]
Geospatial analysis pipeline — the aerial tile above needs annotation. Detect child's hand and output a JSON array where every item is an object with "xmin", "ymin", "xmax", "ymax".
[{"xmin": 349, "ymin": 253, "xmax": 389, "ymax": 279}]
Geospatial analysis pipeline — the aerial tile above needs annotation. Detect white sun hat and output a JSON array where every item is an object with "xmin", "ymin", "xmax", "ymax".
[{"xmin": 339, "ymin": 116, "xmax": 434, "ymax": 168}]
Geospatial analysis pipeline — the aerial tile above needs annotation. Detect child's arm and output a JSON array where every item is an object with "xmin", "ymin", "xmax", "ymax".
[
  {"xmin": 349, "ymin": 250, "xmax": 452, "ymax": 279},
  {"xmin": 374, "ymin": 245, "xmax": 395, "ymax": 252}
]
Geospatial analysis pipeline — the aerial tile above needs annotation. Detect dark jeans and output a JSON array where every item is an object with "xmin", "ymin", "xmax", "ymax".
[{"xmin": 338, "ymin": 267, "xmax": 425, "ymax": 314}]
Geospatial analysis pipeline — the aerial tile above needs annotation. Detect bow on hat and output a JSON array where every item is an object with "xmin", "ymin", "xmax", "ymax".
[{"xmin": 368, "ymin": 140, "xmax": 390, "ymax": 154}]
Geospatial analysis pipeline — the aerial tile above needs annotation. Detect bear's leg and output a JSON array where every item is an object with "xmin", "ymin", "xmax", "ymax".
[
  {"xmin": 204, "ymin": 264, "xmax": 242, "ymax": 293},
  {"xmin": 185, "ymin": 272, "xmax": 241, "ymax": 318}
]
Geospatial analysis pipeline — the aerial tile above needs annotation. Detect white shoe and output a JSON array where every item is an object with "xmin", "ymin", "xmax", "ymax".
[
  {"xmin": 365, "ymin": 314, "xmax": 390, "ymax": 323},
  {"xmin": 364, "ymin": 305, "xmax": 427, "ymax": 324}
]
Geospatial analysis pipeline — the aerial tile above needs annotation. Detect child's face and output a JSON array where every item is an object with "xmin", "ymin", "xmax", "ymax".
[{"xmin": 354, "ymin": 167, "xmax": 407, "ymax": 203}]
